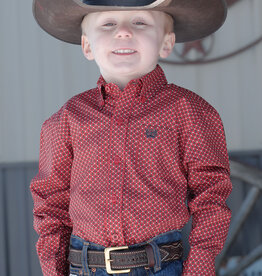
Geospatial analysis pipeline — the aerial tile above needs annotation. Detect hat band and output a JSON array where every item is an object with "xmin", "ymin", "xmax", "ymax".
[{"xmin": 82, "ymin": 0, "xmax": 156, "ymax": 7}]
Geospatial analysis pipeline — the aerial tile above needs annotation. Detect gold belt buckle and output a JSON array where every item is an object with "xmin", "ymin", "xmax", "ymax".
[{"xmin": 104, "ymin": 246, "xmax": 131, "ymax": 274}]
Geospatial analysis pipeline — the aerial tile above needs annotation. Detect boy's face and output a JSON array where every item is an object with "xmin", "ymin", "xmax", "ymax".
[{"xmin": 81, "ymin": 10, "xmax": 175, "ymax": 88}]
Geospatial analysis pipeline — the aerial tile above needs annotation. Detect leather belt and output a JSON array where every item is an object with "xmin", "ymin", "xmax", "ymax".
[{"xmin": 68, "ymin": 241, "xmax": 183, "ymax": 274}]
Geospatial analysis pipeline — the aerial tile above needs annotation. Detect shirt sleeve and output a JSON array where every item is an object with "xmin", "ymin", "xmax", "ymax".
[
  {"xmin": 30, "ymin": 105, "xmax": 73, "ymax": 276},
  {"xmin": 181, "ymin": 103, "xmax": 232, "ymax": 275}
]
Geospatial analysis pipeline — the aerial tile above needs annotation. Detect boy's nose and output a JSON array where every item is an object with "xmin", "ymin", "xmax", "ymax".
[{"xmin": 115, "ymin": 24, "xmax": 133, "ymax": 39}]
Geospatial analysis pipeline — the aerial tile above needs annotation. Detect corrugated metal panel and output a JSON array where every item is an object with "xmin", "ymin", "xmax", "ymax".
[
  {"xmin": 227, "ymin": 150, "xmax": 262, "ymax": 256},
  {"xmin": 0, "ymin": 171, "xmax": 8, "ymax": 276},
  {"xmin": 0, "ymin": 163, "xmax": 42, "ymax": 276},
  {"xmin": 0, "ymin": 1, "xmax": 262, "ymax": 160}
]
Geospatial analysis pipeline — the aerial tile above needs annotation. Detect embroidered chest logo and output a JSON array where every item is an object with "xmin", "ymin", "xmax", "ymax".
[{"xmin": 145, "ymin": 126, "xmax": 158, "ymax": 138}]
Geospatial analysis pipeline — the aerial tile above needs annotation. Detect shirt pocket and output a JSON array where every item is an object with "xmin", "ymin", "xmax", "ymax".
[
  {"xmin": 130, "ymin": 123, "xmax": 175, "ymax": 154},
  {"xmin": 127, "ymin": 123, "xmax": 178, "ymax": 171}
]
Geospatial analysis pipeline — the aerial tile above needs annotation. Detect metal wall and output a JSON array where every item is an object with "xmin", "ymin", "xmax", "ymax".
[
  {"xmin": 0, "ymin": 162, "xmax": 41, "ymax": 276},
  {"xmin": 227, "ymin": 151, "xmax": 262, "ymax": 256}
]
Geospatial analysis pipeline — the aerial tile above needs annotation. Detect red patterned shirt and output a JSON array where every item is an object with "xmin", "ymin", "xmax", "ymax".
[{"xmin": 30, "ymin": 65, "xmax": 232, "ymax": 276}]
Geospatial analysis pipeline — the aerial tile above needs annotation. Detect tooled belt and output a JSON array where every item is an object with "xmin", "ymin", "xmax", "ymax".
[{"xmin": 68, "ymin": 240, "xmax": 183, "ymax": 274}]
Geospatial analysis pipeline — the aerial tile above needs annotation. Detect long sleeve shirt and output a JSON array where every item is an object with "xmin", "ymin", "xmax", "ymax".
[{"xmin": 30, "ymin": 65, "xmax": 232, "ymax": 276}]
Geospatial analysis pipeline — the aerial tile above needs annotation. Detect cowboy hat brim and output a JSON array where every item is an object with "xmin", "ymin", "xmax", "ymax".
[{"xmin": 33, "ymin": 0, "xmax": 227, "ymax": 44}]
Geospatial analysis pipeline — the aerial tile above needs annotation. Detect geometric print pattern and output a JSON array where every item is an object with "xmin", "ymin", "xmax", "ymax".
[{"xmin": 30, "ymin": 65, "xmax": 232, "ymax": 276}]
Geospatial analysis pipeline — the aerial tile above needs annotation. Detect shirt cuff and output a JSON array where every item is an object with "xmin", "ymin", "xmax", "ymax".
[
  {"xmin": 182, "ymin": 247, "xmax": 216, "ymax": 276},
  {"xmin": 39, "ymin": 257, "xmax": 69, "ymax": 276}
]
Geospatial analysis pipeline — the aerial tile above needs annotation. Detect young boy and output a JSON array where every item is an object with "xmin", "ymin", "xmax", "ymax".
[{"xmin": 30, "ymin": 0, "xmax": 232, "ymax": 275}]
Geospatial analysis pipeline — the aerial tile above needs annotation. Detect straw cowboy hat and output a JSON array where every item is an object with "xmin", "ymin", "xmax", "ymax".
[{"xmin": 33, "ymin": 0, "xmax": 227, "ymax": 44}]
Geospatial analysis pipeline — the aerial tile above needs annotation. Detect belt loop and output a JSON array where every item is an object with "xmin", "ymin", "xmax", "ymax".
[
  {"xmin": 147, "ymin": 241, "xmax": 162, "ymax": 273},
  {"xmin": 82, "ymin": 242, "xmax": 91, "ymax": 276}
]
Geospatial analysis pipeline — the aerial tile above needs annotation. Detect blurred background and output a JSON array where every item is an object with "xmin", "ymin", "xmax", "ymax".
[{"xmin": 0, "ymin": 0, "xmax": 262, "ymax": 275}]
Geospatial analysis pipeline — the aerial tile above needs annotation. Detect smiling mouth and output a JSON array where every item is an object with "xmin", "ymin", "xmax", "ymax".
[{"xmin": 112, "ymin": 49, "xmax": 137, "ymax": 55}]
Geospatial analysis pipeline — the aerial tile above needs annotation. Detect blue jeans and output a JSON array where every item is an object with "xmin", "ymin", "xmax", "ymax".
[{"xmin": 69, "ymin": 229, "xmax": 183, "ymax": 276}]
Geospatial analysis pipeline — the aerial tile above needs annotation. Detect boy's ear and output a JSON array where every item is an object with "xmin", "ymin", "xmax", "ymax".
[
  {"xmin": 159, "ymin": 32, "xmax": 176, "ymax": 59},
  {"xmin": 81, "ymin": 35, "xmax": 94, "ymax": 60}
]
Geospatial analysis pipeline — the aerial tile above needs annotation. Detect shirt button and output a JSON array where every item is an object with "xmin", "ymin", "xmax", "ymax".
[
  {"xmin": 105, "ymin": 86, "xmax": 110, "ymax": 93},
  {"xmin": 140, "ymin": 95, "xmax": 146, "ymax": 103},
  {"xmin": 112, "ymin": 197, "xmax": 117, "ymax": 204},
  {"xmin": 114, "ymin": 156, "xmax": 122, "ymax": 165},
  {"xmin": 112, "ymin": 233, "xmax": 119, "ymax": 240},
  {"xmin": 117, "ymin": 117, "xmax": 124, "ymax": 126}
]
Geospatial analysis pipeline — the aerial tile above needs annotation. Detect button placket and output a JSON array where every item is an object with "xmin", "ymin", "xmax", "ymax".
[
  {"xmin": 107, "ymin": 88, "xmax": 138, "ymax": 245},
  {"xmin": 107, "ymin": 108, "xmax": 126, "ymax": 243}
]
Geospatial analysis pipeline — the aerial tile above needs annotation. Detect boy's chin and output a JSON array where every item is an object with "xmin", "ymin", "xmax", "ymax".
[
  {"xmin": 108, "ymin": 62, "xmax": 156, "ymax": 76},
  {"xmin": 111, "ymin": 61, "xmax": 139, "ymax": 70}
]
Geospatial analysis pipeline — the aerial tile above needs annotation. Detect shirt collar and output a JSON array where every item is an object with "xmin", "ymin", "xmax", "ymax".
[{"xmin": 96, "ymin": 64, "xmax": 168, "ymax": 108}]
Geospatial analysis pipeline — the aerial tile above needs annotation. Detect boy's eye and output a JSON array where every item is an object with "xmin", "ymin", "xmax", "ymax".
[
  {"xmin": 134, "ymin": 21, "xmax": 146, "ymax": 25},
  {"xmin": 103, "ymin": 22, "xmax": 116, "ymax": 27}
]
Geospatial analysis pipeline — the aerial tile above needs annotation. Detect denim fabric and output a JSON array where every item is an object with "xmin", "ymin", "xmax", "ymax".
[{"xmin": 69, "ymin": 229, "xmax": 183, "ymax": 276}]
